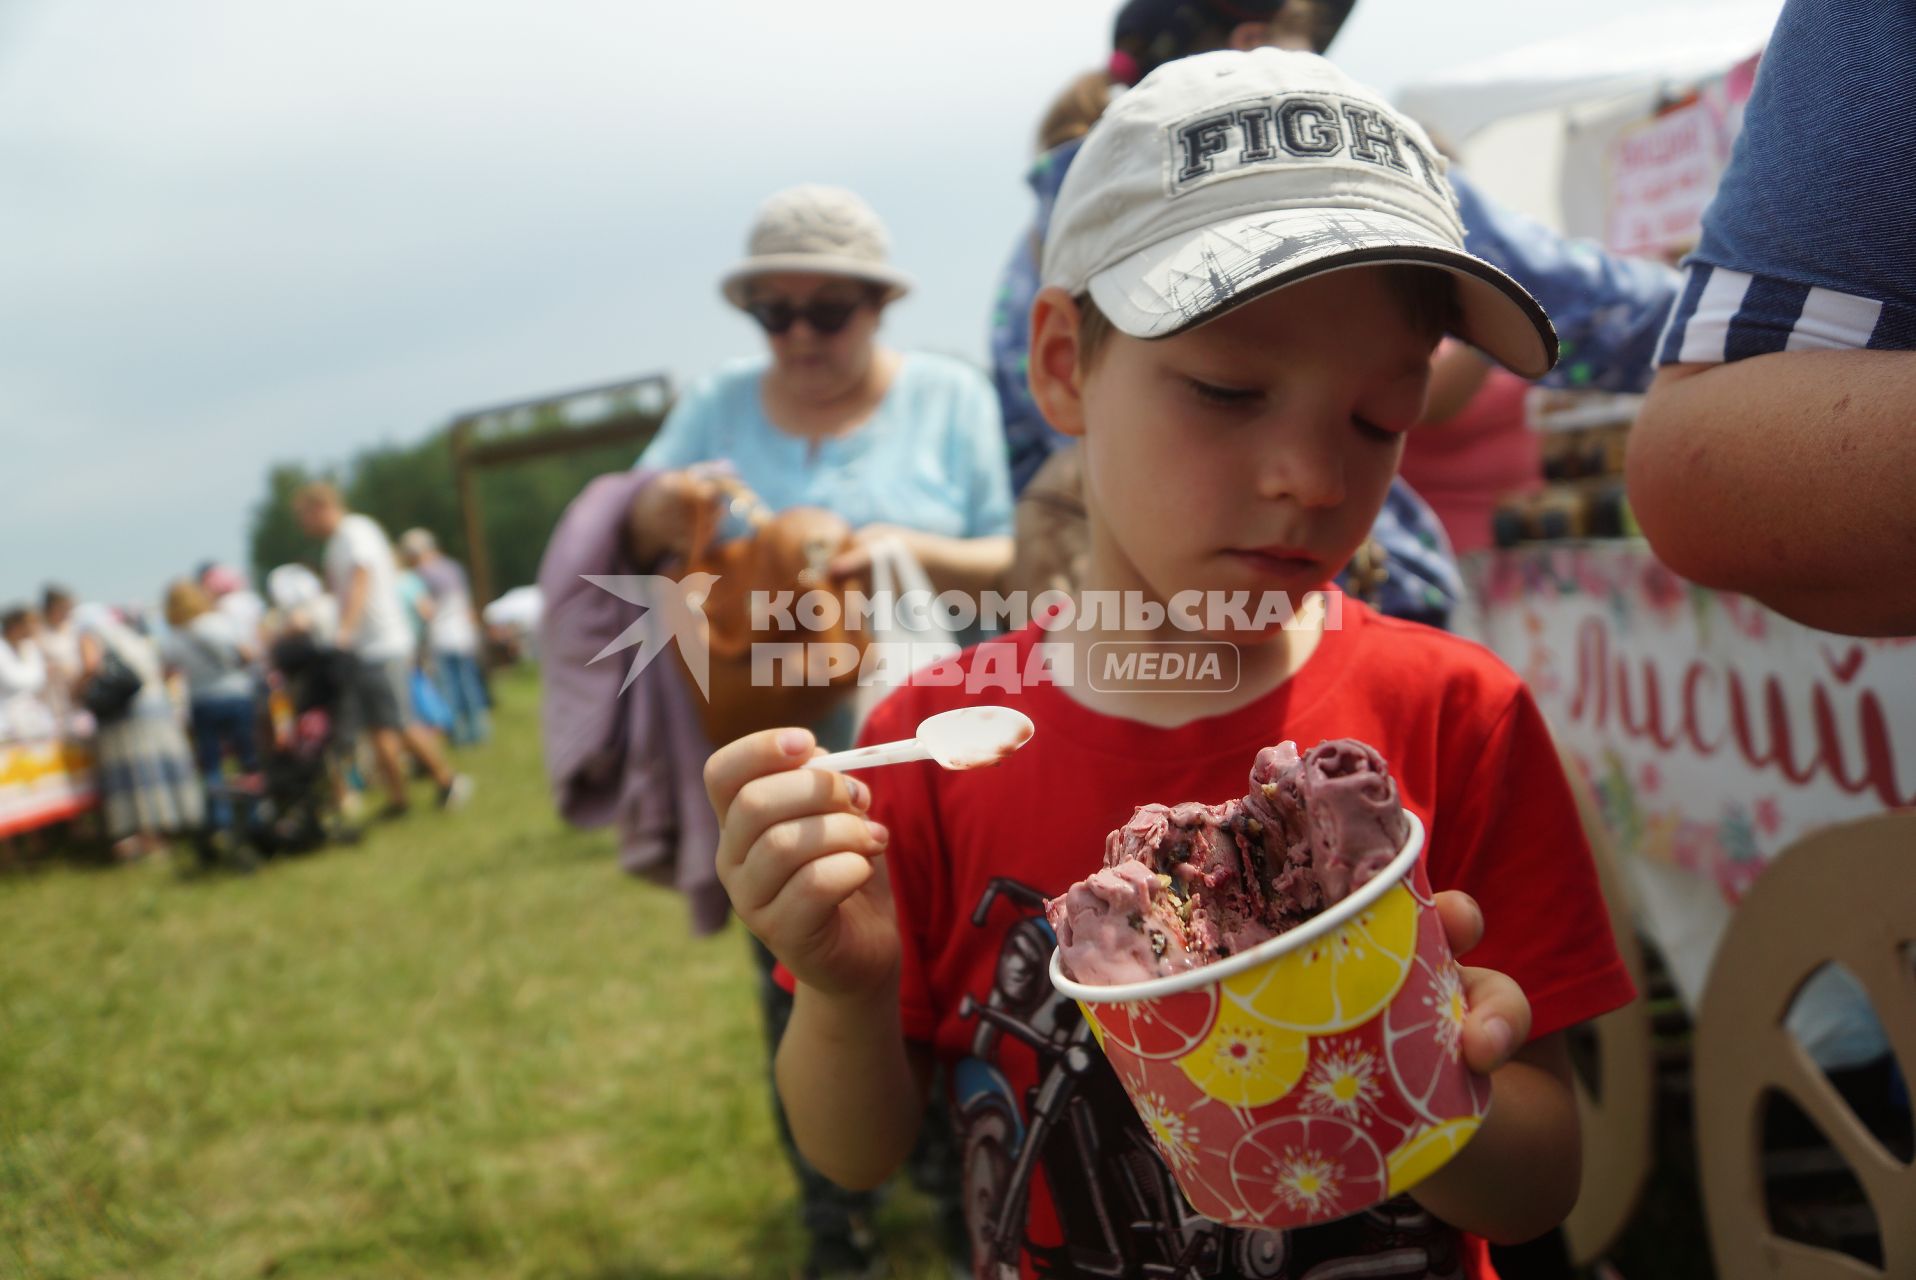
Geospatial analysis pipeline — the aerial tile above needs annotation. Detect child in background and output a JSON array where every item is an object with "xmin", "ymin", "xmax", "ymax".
[{"xmin": 707, "ymin": 50, "xmax": 1634, "ymax": 1279}]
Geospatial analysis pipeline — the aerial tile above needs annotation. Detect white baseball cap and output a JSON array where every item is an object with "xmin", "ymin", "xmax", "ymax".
[{"xmin": 1043, "ymin": 48, "xmax": 1556, "ymax": 378}]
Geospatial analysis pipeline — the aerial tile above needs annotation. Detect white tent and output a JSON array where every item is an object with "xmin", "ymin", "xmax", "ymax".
[
  {"xmin": 483, "ymin": 585, "xmax": 544, "ymax": 659},
  {"xmin": 1396, "ymin": 1, "xmax": 1782, "ymax": 235},
  {"xmin": 1398, "ymin": 2, "xmax": 1784, "ymax": 145}
]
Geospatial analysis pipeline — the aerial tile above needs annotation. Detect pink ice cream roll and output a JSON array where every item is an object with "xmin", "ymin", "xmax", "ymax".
[
  {"xmin": 1045, "ymin": 860, "xmax": 1196, "ymax": 985},
  {"xmin": 1297, "ymin": 739, "xmax": 1411, "ymax": 902}
]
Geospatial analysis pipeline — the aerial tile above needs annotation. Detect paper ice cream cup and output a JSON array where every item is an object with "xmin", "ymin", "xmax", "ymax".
[{"xmin": 1049, "ymin": 812, "xmax": 1491, "ymax": 1230}]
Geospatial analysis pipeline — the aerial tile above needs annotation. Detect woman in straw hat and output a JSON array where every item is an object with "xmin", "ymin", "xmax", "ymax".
[
  {"xmin": 627, "ymin": 185, "xmax": 995, "ymax": 1279},
  {"xmin": 631, "ymin": 184, "xmax": 1012, "ymax": 610}
]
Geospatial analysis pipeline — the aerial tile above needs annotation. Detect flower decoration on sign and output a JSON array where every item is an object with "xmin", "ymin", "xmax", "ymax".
[{"xmin": 1753, "ymin": 794, "xmax": 1782, "ymax": 836}]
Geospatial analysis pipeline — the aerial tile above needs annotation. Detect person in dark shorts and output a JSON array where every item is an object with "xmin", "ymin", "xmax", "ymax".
[{"xmin": 295, "ymin": 483, "xmax": 472, "ymax": 817}]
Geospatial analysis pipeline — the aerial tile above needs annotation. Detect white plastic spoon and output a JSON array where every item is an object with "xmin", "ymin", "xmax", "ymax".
[{"xmin": 805, "ymin": 706, "xmax": 1035, "ymax": 774}]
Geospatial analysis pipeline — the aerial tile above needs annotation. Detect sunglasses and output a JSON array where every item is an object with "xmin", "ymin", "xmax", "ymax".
[{"xmin": 745, "ymin": 295, "xmax": 867, "ymax": 336}]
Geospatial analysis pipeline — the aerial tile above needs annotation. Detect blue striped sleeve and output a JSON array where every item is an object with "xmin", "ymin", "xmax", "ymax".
[
  {"xmin": 1722, "ymin": 276, "xmax": 1810, "ymax": 362},
  {"xmin": 1656, "ymin": 263, "xmax": 1714, "ymax": 365},
  {"xmin": 1657, "ymin": 262, "xmax": 1900, "ymax": 366}
]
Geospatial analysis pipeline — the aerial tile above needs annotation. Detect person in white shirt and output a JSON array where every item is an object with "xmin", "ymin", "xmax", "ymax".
[
  {"xmin": 0, "ymin": 605, "xmax": 54, "ymax": 741},
  {"xmin": 198, "ymin": 563, "xmax": 267, "ymax": 651},
  {"xmin": 294, "ymin": 483, "xmax": 471, "ymax": 817},
  {"xmin": 162, "ymin": 579, "xmax": 262, "ymax": 837},
  {"xmin": 38, "ymin": 586, "xmax": 83, "ymax": 721}
]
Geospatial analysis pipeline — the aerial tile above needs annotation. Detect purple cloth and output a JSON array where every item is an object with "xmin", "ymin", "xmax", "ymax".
[{"xmin": 537, "ymin": 468, "xmax": 727, "ymax": 935}]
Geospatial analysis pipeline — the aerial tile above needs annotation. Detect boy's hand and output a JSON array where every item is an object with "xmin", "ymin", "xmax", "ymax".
[
  {"xmin": 1433, "ymin": 891, "xmax": 1533, "ymax": 1075},
  {"xmin": 705, "ymin": 728, "xmax": 899, "ymax": 1000}
]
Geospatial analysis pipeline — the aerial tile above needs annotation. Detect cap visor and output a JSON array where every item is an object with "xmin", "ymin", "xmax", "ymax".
[{"xmin": 1087, "ymin": 207, "xmax": 1557, "ymax": 379}]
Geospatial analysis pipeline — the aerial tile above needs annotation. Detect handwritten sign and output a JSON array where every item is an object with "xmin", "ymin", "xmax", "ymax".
[
  {"xmin": 1468, "ymin": 542, "xmax": 1916, "ymax": 907},
  {"xmin": 1603, "ymin": 52, "xmax": 1762, "ymax": 258},
  {"xmin": 1606, "ymin": 104, "xmax": 1718, "ymax": 256}
]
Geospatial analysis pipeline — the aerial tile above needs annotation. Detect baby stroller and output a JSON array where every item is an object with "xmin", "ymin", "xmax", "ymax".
[{"xmin": 204, "ymin": 631, "xmax": 360, "ymax": 860}]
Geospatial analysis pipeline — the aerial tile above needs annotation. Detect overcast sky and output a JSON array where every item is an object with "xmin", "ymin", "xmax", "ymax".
[{"xmin": 1, "ymin": 0, "xmax": 1746, "ymax": 607}]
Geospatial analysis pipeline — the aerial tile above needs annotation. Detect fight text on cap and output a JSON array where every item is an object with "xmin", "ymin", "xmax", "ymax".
[{"xmin": 1169, "ymin": 94, "xmax": 1447, "ymax": 199}]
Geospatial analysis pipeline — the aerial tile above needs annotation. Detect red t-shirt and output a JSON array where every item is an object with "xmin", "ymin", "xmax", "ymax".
[{"xmin": 842, "ymin": 600, "xmax": 1634, "ymax": 1278}]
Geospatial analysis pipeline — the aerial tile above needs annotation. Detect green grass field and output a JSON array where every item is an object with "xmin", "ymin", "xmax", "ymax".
[{"xmin": 1, "ymin": 668, "xmax": 946, "ymax": 1280}]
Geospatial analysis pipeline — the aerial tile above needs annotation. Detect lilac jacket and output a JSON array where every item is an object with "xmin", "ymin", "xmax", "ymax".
[{"xmin": 537, "ymin": 468, "xmax": 727, "ymax": 935}]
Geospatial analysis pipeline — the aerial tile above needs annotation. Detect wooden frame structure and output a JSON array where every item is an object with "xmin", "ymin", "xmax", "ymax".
[
  {"xmin": 448, "ymin": 372, "xmax": 673, "ymax": 606},
  {"xmin": 1695, "ymin": 812, "xmax": 1915, "ymax": 1277}
]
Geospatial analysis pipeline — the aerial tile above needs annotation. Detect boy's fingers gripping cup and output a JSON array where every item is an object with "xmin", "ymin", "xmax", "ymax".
[{"xmin": 1047, "ymin": 740, "xmax": 1490, "ymax": 1230}]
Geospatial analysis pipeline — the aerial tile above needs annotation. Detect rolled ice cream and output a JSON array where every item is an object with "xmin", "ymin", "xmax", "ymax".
[{"xmin": 1047, "ymin": 739, "xmax": 1410, "ymax": 984}]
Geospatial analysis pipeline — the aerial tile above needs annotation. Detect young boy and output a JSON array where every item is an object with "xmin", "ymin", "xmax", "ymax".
[{"xmin": 706, "ymin": 50, "xmax": 1634, "ymax": 1279}]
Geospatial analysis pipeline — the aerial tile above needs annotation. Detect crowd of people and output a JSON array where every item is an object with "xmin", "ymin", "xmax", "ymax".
[
  {"xmin": 539, "ymin": 0, "xmax": 1909, "ymax": 1277},
  {"xmin": 0, "ymin": 485, "xmax": 486, "ymax": 866}
]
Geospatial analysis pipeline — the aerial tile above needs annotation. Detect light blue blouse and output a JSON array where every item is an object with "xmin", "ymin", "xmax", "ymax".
[{"xmin": 638, "ymin": 352, "xmax": 1013, "ymax": 539}]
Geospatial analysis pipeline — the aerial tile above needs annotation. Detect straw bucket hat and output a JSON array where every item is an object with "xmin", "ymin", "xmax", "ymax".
[{"xmin": 720, "ymin": 185, "xmax": 914, "ymax": 309}]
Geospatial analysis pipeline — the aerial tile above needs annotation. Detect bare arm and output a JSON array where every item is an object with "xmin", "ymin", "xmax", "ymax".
[
  {"xmin": 705, "ymin": 728, "xmax": 925, "ymax": 1191},
  {"xmin": 906, "ymin": 533, "xmax": 1016, "ymax": 596},
  {"xmin": 1406, "ymin": 893, "xmax": 1587, "ymax": 1242},
  {"xmin": 831, "ymin": 529, "xmax": 1016, "ymax": 597},
  {"xmin": 632, "ymin": 469, "xmax": 1014, "ymax": 595},
  {"xmin": 776, "ymin": 985, "xmax": 935, "ymax": 1190},
  {"xmin": 1626, "ymin": 352, "xmax": 1916, "ymax": 636},
  {"xmin": 1408, "ymin": 1032, "xmax": 1580, "ymax": 1243},
  {"xmin": 337, "ymin": 565, "xmax": 370, "ymax": 641},
  {"xmin": 625, "ymin": 469, "xmax": 711, "ymax": 569}
]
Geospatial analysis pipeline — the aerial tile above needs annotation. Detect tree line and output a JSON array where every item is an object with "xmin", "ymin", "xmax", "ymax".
[{"xmin": 247, "ymin": 416, "xmax": 654, "ymax": 598}]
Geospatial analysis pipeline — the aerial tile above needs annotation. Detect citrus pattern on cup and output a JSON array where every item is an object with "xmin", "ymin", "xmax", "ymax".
[
  {"xmin": 1178, "ymin": 1001, "xmax": 1311, "ymax": 1108},
  {"xmin": 1296, "ymin": 1036, "xmax": 1390, "ymax": 1128},
  {"xmin": 1053, "ymin": 814, "xmax": 1488, "ymax": 1230},
  {"xmin": 1386, "ymin": 1116, "xmax": 1484, "ymax": 1196},
  {"xmin": 1084, "ymin": 985, "xmax": 1220, "ymax": 1060},
  {"xmin": 1384, "ymin": 915, "xmax": 1488, "ymax": 1126},
  {"xmin": 1131, "ymin": 1086, "xmax": 1211, "ymax": 1178},
  {"xmin": 1221, "ymin": 883, "xmax": 1418, "ymax": 1033},
  {"xmin": 1229, "ymin": 1114, "xmax": 1389, "ymax": 1224}
]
